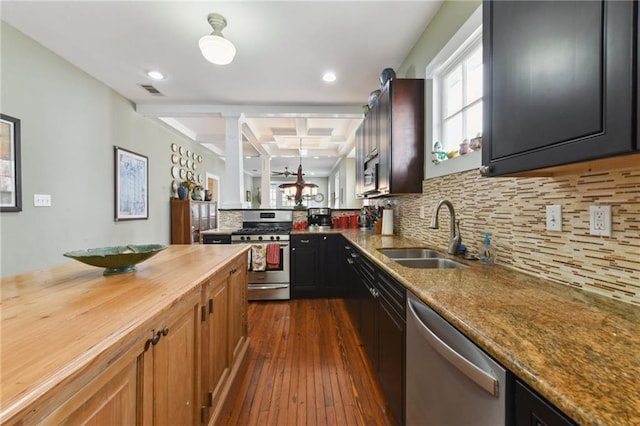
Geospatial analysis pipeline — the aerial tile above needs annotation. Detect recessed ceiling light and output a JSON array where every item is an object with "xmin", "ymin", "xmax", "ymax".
[
  {"xmin": 322, "ymin": 72, "xmax": 336, "ymax": 83},
  {"xmin": 146, "ymin": 70, "xmax": 165, "ymax": 80}
]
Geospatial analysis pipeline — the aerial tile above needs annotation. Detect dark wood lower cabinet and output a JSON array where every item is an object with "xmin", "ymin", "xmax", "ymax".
[
  {"xmin": 291, "ymin": 234, "xmax": 347, "ymax": 298},
  {"xmin": 515, "ymin": 379, "xmax": 576, "ymax": 426},
  {"xmin": 344, "ymin": 244, "xmax": 405, "ymax": 425}
]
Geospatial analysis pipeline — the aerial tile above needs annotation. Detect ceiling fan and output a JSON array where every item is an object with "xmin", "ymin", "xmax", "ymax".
[{"xmin": 271, "ymin": 166, "xmax": 300, "ymax": 178}]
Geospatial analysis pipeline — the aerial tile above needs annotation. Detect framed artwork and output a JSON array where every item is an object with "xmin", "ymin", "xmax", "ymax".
[
  {"xmin": 0, "ymin": 114, "xmax": 22, "ymax": 212},
  {"xmin": 114, "ymin": 146, "xmax": 148, "ymax": 221}
]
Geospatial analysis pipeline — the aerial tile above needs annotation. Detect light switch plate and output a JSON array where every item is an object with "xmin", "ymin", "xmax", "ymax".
[
  {"xmin": 546, "ymin": 205, "xmax": 562, "ymax": 231},
  {"xmin": 590, "ymin": 205, "xmax": 612, "ymax": 236}
]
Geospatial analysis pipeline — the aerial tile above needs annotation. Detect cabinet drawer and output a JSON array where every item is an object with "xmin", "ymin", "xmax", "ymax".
[{"xmin": 291, "ymin": 235, "xmax": 320, "ymax": 247}]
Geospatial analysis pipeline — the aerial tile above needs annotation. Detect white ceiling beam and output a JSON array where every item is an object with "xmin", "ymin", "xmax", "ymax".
[
  {"xmin": 295, "ymin": 118, "xmax": 308, "ymax": 137},
  {"xmin": 137, "ymin": 103, "xmax": 363, "ymax": 118}
]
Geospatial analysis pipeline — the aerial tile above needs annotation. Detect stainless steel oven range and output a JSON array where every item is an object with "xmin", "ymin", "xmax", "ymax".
[{"xmin": 232, "ymin": 210, "xmax": 292, "ymax": 301}]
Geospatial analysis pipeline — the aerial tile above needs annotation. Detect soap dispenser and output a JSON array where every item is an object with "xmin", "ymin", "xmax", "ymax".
[{"xmin": 480, "ymin": 233, "xmax": 495, "ymax": 264}]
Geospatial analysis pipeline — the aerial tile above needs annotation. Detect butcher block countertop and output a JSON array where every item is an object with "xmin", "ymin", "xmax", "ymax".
[
  {"xmin": 0, "ymin": 244, "xmax": 248, "ymax": 424},
  {"xmin": 293, "ymin": 229, "xmax": 640, "ymax": 425}
]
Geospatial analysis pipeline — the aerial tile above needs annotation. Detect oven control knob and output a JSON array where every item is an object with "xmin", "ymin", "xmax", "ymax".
[
  {"xmin": 270, "ymin": 236, "xmax": 275, "ymax": 241},
  {"xmin": 246, "ymin": 236, "xmax": 251, "ymax": 241},
  {"xmin": 276, "ymin": 236, "xmax": 280, "ymax": 240},
  {"xmin": 258, "ymin": 236, "xmax": 263, "ymax": 241}
]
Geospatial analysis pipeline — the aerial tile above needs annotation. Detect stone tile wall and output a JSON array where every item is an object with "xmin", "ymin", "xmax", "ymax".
[{"xmin": 393, "ymin": 166, "xmax": 640, "ymax": 305}]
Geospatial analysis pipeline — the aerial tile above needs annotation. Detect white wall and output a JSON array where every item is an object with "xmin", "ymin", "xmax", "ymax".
[
  {"xmin": 329, "ymin": 157, "xmax": 362, "ymax": 209},
  {"xmin": 0, "ymin": 22, "xmax": 225, "ymax": 276}
]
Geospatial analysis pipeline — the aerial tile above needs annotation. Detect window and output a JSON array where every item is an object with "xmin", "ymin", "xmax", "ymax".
[
  {"xmin": 436, "ymin": 37, "xmax": 482, "ymax": 153},
  {"xmin": 425, "ymin": 5, "xmax": 482, "ymax": 179}
]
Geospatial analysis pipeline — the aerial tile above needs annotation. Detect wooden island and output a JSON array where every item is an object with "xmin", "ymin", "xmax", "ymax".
[{"xmin": 1, "ymin": 245, "xmax": 249, "ymax": 425}]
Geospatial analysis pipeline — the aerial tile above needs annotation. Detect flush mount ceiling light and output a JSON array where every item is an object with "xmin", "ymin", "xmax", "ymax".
[
  {"xmin": 146, "ymin": 70, "xmax": 165, "ymax": 80},
  {"xmin": 199, "ymin": 13, "xmax": 236, "ymax": 65},
  {"xmin": 322, "ymin": 71, "xmax": 336, "ymax": 82}
]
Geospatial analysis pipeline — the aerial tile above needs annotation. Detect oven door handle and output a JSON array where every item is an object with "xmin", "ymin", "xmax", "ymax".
[{"xmin": 248, "ymin": 284, "xmax": 289, "ymax": 290}]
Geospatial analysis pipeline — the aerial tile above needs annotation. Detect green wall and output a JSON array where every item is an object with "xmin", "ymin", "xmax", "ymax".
[{"xmin": 0, "ymin": 22, "xmax": 226, "ymax": 276}]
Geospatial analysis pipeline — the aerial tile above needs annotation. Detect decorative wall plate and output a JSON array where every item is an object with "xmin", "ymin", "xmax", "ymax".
[
  {"xmin": 172, "ymin": 180, "xmax": 178, "ymax": 192},
  {"xmin": 186, "ymin": 150, "xmax": 191, "ymax": 158},
  {"xmin": 179, "ymin": 146, "xmax": 185, "ymax": 156},
  {"xmin": 187, "ymin": 170, "xmax": 194, "ymax": 180},
  {"xmin": 197, "ymin": 155, "xmax": 203, "ymax": 163},
  {"xmin": 197, "ymin": 174, "xmax": 202, "ymax": 184},
  {"xmin": 171, "ymin": 143, "xmax": 178, "ymax": 152},
  {"xmin": 186, "ymin": 159, "xmax": 192, "ymax": 169},
  {"xmin": 193, "ymin": 163, "xmax": 198, "ymax": 171},
  {"xmin": 179, "ymin": 158, "xmax": 186, "ymax": 167},
  {"xmin": 192, "ymin": 152, "xmax": 197, "ymax": 160},
  {"xmin": 314, "ymin": 193, "xmax": 325, "ymax": 202},
  {"xmin": 171, "ymin": 154, "xmax": 179, "ymax": 164},
  {"xmin": 171, "ymin": 166, "xmax": 179, "ymax": 179},
  {"xmin": 179, "ymin": 169, "xmax": 186, "ymax": 179}
]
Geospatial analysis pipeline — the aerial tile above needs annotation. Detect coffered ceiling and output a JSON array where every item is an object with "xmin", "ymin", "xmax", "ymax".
[{"xmin": 2, "ymin": 1, "xmax": 443, "ymax": 177}]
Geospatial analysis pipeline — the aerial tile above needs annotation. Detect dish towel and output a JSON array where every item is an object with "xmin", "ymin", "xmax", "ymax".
[
  {"xmin": 251, "ymin": 244, "xmax": 267, "ymax": 272},
  {"xmin": 266, "ymin": 243, "xmax": 281, "ymax": 270}
]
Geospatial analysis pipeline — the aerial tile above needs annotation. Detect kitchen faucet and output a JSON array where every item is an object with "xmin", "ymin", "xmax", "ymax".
[{"xmin": 429, "ymin": 199, "xmax": 461, "ymax": 255}]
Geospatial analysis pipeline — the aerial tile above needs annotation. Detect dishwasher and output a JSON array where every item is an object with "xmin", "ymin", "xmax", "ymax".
[{"xmin": 406, "ymin": 292, "xmax": 507, "ymax": 425}]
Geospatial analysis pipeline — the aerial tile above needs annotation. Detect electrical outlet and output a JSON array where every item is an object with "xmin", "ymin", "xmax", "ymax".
[
  {"xmin": 419, "ymin": 206, "xmax": 425, "ymax": 219},
  {"xmin": 590, "ymin": 205, "xmax": 612, "ymax": 236},
  {"xmin": 546, "ymin": 205, "xmax": 562, "ymax": 231},
  {"xmin": 34, "ymin": 194, "xmax": 52, "ymax": 207}
]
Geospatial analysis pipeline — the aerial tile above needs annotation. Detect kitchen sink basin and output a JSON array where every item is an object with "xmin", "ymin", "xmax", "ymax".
[
  {"xmin": 378, "ymin": 248, "xmax": 446, "ymax": 259},
  {"xmin": 394, "ymin": 258, "xmax": 467, "ymax": 269}
]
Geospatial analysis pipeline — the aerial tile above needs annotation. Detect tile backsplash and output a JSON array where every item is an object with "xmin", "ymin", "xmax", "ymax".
[{"xmin": 393, "ymin": 166, "xmax": 640, "ymax": 305}]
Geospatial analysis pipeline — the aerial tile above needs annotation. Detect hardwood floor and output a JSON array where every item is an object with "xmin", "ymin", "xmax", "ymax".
[{"xmin": 219, "ymin": 298, "xmax": 396, "ymax": 426}]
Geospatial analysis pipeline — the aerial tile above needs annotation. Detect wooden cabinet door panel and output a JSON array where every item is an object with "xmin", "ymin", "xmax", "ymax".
[
  {"xmin": 43, "ymin": 356, "xmax": 138, "ymax": 426},
  {"xmin": 484, "ymin": 0, "xmax": 636, "ymax": 175},
  {"xmin": 153, "ymin": 299, "xmax": 200, "ymax": 426},
  {"xmin": 203, "ymin": 275, "xmax": 230, "ymax": 415},
  {"xmin": 228, "ymin": 260, "xmax": 247, "ymax": 363}
]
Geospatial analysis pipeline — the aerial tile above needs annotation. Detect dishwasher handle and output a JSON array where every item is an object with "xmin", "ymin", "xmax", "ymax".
[{"xmin": 407, "ymin": 298, "xmax": 499, "ymax": 397}]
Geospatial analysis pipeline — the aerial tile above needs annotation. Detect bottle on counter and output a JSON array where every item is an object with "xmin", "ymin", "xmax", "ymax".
[{"xmin": 480, "ymin": 233, "xmax": 495, "ymax": 264}]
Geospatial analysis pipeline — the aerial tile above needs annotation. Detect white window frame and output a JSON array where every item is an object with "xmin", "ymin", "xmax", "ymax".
[
  {"xmin": 437, "ymin": 38, "xmax": 482, "ymax": 152},
  {"xmin": 426, "ymin": 6, "xmax": 483, "ymax": 179}
]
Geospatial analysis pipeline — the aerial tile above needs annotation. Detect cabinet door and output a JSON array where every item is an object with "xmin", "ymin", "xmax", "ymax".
[
  {"xmin": 153, "ymin": 294, "xmax": 201, "ymax": 425},
  {"xmin": 291, "ymin": 236, "xmax": 323, "ymax": 297},
  {"xmin": 355, "ymin": 126, "xmax": 365, "ymax": 197},
  {"xmin": 515, "ymin": 380, "xmax": 575, "ymax": 426},
  {"xmin": 483, "ymin": 0, "xmax": 636, "ymax": 176},
  {"xmin": 377, "ymin": 299, "xmax": 405, "ymax": 425},
  {"xmin": 42, "ymin": 354, "xmax": 139, "ymax": 425},
  {"xmin": 377, "ymin": 84, "xmax": 391, "ymax": 194},
  {"xmin": 228, "ymin": 259, "xmax": 247, "ymax": 364},
  {"xmin": 321, "ymin": 234, "xmax": 347, "ymax": 298},
  {"xmin": 202, "ymin": 275, "xmax": 230, "ymax": 421}
]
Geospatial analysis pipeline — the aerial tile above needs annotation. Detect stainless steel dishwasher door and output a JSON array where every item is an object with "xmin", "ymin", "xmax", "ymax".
[{"xmin": 406, "ymin": 292, "xmax": 506, "ymax": 426}]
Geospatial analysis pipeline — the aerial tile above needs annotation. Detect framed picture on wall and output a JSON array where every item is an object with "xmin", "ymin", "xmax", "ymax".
[
  {"xmin": 114, "ymin": 146, "xmax": 148, "ymax": 221},
  {"xmin": 0, "ymin": 114, "xmax": 22, "ymax": 212}
]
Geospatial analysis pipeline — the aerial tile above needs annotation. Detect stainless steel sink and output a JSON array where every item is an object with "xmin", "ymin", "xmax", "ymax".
[
  {"xmin": 395, "ymin": 258, "xmax": 467, "ymax": 269},
  {"xmin": 378, "ymin": 248, "xmax": 446, "ymax": 259}
]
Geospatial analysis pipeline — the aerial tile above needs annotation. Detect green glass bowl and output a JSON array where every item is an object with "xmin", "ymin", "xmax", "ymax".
[{"xmin": 63, "ymin": 244, "xmax": 168, "ymax": 275}]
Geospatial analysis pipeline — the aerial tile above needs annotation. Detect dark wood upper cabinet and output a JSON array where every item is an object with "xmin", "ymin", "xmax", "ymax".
[
  {"xmin": 482, "ymin": 0, "xmax": 638, "ymax": 176},
  {"xmin": 357, "ymin": 79, "xmax": 424, "ymax": 196}
]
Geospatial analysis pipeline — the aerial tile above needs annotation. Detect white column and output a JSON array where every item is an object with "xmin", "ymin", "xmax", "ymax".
[
  {"xmin": 221, "ymin": 114, "xmax": 245, "ymax": 209},
  {"xmin": 260, "ymin": 155, "xmax": 272, "ymax": 209}
]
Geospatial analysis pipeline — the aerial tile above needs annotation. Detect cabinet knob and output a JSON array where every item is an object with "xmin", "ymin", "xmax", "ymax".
[
  {"xmin": 479, "ymin": 165, "xmax": 492, "ymax": 176},
  {"xmin": 162, "ymin": 326, "xmax": 169, "ymax": 336},
  {"xmin": 147, "ymin": 333, "xmax": 160, "ymax": 347}
]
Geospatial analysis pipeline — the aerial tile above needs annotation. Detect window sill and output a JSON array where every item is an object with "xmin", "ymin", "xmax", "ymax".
[{"xmin": 425, "ymin": 149, "xmax": 481, "ymax": 179}]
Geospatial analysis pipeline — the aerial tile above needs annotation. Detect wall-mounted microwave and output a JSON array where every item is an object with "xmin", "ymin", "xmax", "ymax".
[{"xmin": 362, "ymin": 159, "xmax": 379, "ymax": 195}]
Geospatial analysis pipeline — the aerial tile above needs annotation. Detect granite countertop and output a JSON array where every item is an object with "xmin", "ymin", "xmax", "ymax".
[{"xmin": 298, "ymin": 229, "xmax": 640, "ymax": 425}]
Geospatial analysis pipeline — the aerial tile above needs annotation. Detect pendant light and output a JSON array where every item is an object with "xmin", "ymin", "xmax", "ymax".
[{"xmin": 199, "ymin": 13, "xmax": 236, "ymax": 65}]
